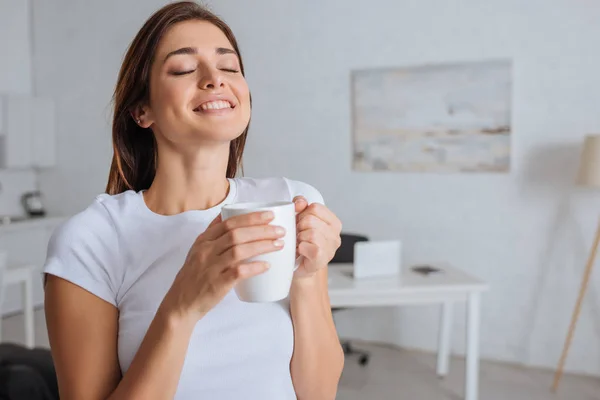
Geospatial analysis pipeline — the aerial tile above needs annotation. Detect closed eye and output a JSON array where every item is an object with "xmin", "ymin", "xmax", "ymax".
[
  {"xmin": 170, "ymin": 69, "xmax": 196, "ymax": 76},
  {"xmin": 220, "ymin": 68, "xmax": 240, "ymax": 73}
]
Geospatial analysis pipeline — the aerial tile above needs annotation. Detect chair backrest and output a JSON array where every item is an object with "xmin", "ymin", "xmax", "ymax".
[{"xmin": 330, "ymin": 233, "xmax": 369, "ymax": 264}]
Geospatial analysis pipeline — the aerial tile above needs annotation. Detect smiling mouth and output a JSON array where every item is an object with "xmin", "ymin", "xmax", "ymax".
[{"xmin": 193, "ymin": 100, "xmax": 235, "ymax": 112}]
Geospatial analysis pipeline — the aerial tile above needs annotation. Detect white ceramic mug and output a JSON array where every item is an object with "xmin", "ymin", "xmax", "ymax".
[{"xmin": 221, "ymin": 201, "xmax": 301, "ymax": 303}]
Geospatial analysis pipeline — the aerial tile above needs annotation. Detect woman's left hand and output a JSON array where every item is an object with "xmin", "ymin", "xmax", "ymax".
[{"xmin": 294, "ymin": 196, "xmax": 342, "ymax": 279}]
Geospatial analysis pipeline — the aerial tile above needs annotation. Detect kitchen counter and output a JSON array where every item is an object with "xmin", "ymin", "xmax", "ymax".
[
  {"xmin": 0, "ymin": 215, "xmax": 67, "ymax": 316},
  {"xmin": 0, "ymin": 216, "xmax": 66, "ymax": 233}
]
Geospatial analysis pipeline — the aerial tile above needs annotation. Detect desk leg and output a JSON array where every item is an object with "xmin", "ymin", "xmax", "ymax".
[
  {"xmin": 22, "ymin": 276, "xmax": 35, "ymax": 348},
  {"xmin": 466, "ymin": 292, "xmax": 481, "ymax": 400},
  {"xmin": 437, "ymin": 301, "xmax": 453, "ymax": 377},
  {"xmin": 0, "ymin": 269, "xmax": 5, "ymax": 343}
]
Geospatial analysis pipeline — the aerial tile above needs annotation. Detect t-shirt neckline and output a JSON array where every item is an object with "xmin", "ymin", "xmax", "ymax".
[{"xmin": 135, "ymin": 178, "xmax": 238, "ymax": 220}]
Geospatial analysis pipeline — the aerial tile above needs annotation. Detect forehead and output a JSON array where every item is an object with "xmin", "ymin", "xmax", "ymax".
[{"xmin": 156, "ymin": 20, "xmax": 233, "ymax": 58}]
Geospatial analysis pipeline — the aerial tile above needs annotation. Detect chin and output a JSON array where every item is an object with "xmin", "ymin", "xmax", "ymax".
[{"xmin": 192, "ymin": 125, "xmax": 247, "ymax": 143}]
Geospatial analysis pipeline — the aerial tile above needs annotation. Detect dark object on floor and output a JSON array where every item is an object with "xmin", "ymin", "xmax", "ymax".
[
  {"xmin": 0, "ymin": 343, "xmax": 58, "ymax": 400},
  {"xmin": 411, "ymin": 265, "xmax": 443, "ymax": 276},
  {"xmin": 331, "ymin": 233, "xmax": 371, "ymax": 367},
  {"xmin": 342, "ymin": 342, "xmax": 369, "ymax": 366}
]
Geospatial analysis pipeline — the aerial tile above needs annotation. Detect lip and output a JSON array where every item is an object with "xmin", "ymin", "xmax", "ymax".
[{"xmin": 193, "ymin": 95, "xmax": 237, "ymax": 113}]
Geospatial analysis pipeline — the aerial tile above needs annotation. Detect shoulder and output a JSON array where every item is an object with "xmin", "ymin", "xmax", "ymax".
[
  {"xmin": 44, "ymin": 193, "xmax": 135, "ymax": 306},
  {"xmin": 49, "ymin": 191, "xmax": 137, "ymax": 252}
]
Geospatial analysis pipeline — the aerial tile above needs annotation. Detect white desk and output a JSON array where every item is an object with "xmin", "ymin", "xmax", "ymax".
[{"xmin": 328, "ymin": 263, "xmax": 488, "ymax": 400}]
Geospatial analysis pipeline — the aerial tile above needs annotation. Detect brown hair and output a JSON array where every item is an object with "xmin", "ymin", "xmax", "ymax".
[{"xmin": 106, "ymin": 2, "xmax": 248, "ymax": 195}]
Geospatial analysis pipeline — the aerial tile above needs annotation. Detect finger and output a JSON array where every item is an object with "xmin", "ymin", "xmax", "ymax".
[
  {"xmin": 298, "ymin": 241, "xmax": 321, "ymax": 261},
  {"xmin": 221, "ymin": 261, "xmax": 271, "ymax": 284},
  {"xmin": 297, "ymin": 228, "xmax": 326, "ymax": 246},
  {"xmin": 297, "ymin": 203, "xmax": 339, "ymax": 228},
  {"xmin": 203, "ymin": 211, "xmax": 275, "ymax": 241},
  {"xmin": 208, "ymin": 213, "xmax": 222, "ymax": 227},
  {"xmin": 220, "ymin": 239, "xmax": 285, "ymax": 265},
  {"xmin": 297, "ymin": 213, "xmax": 330, "ymax": 234},
  {"xmin": 297, "ymin": 213, "xmax": 341, "ymax": 245},
  {"xmin": 214, "ymin": 224, "xmax": 286, "ymax": 255},
  {"xmin": 294, "ymin": 196, "xmax": 309, "ymax": 214},
  {"xmin": 297, "ymin": 228, "xmax": 339, "ymax": 253}
]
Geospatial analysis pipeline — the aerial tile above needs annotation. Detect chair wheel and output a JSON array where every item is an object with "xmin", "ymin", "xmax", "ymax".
[{"xmin": 359, "ymin": 355, "xmax": 369, "ymax": 366}]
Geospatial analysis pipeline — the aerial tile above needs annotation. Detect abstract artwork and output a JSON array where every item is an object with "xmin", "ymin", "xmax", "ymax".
[{"xmin": 352, "ymin": 59, "xmax": 512, "ymax": 173}]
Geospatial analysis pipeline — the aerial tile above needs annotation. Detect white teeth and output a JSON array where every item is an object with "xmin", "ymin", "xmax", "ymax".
[{"xmin": 199, "ymin": 100, "xmax": 231, "ymax": 111}]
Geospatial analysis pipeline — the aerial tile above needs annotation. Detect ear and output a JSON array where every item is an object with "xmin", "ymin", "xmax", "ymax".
[{"xmin": 130, "ymin": 104, "xmax": 154, "ymax": 129}]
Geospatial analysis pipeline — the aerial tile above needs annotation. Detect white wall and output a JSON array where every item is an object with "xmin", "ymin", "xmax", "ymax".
[
  {"xmin": 0, "ymin": 0, "xmax": 36, "ymax": 216},
  {"xmin": 209, "ymin": 0, "xmax": 600, "ymax": 376},
  {"xmin": 32, "ymin": 0, "xmax": 164, "ymax": 214},
  {"xmin": 0, "ymin": 0, "xmax": 32, "ymax": 95},
  {"xmin": 31, "ymin": 0, "xmax": 600, "ymax": 376}
]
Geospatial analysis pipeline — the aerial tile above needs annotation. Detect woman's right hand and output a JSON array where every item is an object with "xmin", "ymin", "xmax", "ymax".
[{"xmin": 162, "ymin": 211, "xmax": 285, "ymax": 322}]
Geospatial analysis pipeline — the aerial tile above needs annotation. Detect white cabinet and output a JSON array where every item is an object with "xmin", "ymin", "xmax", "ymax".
[
  {"xmin": 0, "ymin": 217, "xmax": 65, "ymax": 316},
  {"xmin": 0, "ymin": 0, "xmax": 33, "ymax": 95},
  {"xmin": 0, "ymin": 94, "xmax": 56, "ymax": 169}
]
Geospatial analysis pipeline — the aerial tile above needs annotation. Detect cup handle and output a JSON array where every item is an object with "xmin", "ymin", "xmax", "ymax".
[{"xmin": 294, "ymin": 255, "xmax": 303, "ymax": 271}]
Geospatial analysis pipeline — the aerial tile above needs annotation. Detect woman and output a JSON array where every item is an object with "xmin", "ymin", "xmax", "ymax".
[{"xmin": 43, "ymin": 2, "xmax": 344, "ymax": 399}]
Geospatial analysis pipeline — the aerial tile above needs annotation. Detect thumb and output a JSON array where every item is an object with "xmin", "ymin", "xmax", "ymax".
[
  {"xmin": 293, "ymin": 196, "xmax": 309, "ymax": 214},
  {"xmin": 209, "ymin": 213, "xmax": 222, "ymax": 226},
  {"xmin": 202, "ymin": 213, "xmax": 223, "ymax": 240}
]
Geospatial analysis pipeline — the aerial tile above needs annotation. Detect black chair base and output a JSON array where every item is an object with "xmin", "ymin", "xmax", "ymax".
[{"xmin": 342, "ymin": 340, "xmax": 370, "ymax": 366}]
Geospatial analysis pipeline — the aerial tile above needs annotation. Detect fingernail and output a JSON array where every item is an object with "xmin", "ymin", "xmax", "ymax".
[
  {"xmin": 262, "ymin": 211, "xmax": 274, "ymax": 220},
  {"xmin": 274, "ymin": 240, "xmax": 285, "ymax": 247},
  {"xmin": 275, "ymin": 226, "xmax": 286, "ymax": 235}
]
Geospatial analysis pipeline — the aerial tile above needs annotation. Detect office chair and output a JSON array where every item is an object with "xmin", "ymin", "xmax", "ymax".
[{"xmin": 331, "ymin": 233, "xmax": 370, "ymax": 366}]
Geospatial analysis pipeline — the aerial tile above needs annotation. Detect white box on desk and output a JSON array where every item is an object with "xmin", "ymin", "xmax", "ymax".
[{"xmin": 353, "ymin": 240, "xmax": 402, "ymax": 280}]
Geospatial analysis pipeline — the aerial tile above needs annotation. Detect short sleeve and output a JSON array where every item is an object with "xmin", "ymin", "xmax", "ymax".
[
  {"xmin": 283, "ymin": 178, "xmax": 325, "ymax": 205},
  {"xmin": 43, "ymin": 200, "xmax": 120, "ymax": 306}
]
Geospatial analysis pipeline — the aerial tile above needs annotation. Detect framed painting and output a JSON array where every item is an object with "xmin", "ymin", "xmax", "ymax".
[{"xmin": 352, "ymin": 59, "xmax": 512, "ymax": 173}]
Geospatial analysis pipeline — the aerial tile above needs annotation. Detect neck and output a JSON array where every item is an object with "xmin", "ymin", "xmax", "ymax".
[{"xmin": 143, "ymin": 142, "xmax": 232, "ymax": 215}]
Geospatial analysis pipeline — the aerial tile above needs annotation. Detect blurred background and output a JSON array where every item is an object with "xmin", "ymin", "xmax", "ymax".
[{"xmin": 1, "ymin": 0, "xmax": 600, "ymax": 399}]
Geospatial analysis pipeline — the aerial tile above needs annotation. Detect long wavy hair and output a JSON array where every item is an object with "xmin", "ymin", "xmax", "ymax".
[{"xmin": 106, "ymin": 2, "xmax": 248, "ymax": 195}]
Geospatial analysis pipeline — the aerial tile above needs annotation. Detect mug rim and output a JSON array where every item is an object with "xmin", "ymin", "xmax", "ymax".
[{"xmin": 222, "ymin": 201, "xmax": 293, "ymax": 211}]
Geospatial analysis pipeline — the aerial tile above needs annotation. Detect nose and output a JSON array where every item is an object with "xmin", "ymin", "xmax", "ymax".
[{"xmin": 198, "ymin": 68, "xmax": 224, "ymax": 90}]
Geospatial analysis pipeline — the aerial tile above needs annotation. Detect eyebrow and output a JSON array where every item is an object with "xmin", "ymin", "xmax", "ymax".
[{"xmin": 163, "ymin": 46, "xmax": 238, "ymax": 62}]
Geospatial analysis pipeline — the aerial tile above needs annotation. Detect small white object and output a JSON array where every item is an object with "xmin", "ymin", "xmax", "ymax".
[{"xmin": 353, "ymin": 240, "xmax": 401, "ymax": 279}]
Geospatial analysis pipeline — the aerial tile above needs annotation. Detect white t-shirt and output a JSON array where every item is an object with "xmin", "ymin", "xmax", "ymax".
[{"xmin": 43, "ymin": 177, "xmax": 324, "ymax": 400}]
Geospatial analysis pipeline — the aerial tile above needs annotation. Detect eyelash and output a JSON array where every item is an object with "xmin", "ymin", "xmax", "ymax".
[{"xmin": 171, "ymin": 68, "xmax": 240, "ymax": 76}]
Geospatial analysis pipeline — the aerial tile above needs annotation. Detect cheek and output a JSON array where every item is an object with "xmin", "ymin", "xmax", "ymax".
[
  {"xmin": 149, "ymin": 76, "xmax": 191, "ymax": 115},
  {"xmin": 157, "ymin": 82, "xmax": 190, "ymax": 111},
  {"xmin": 237, "ymin": 82, "xmax": 252, "ymax": 121}
]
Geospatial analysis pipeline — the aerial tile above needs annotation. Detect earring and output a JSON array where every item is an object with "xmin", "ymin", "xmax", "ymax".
[{"xmin": 136, "ymin": 118, "xmax": 141, "ymax": 124}]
